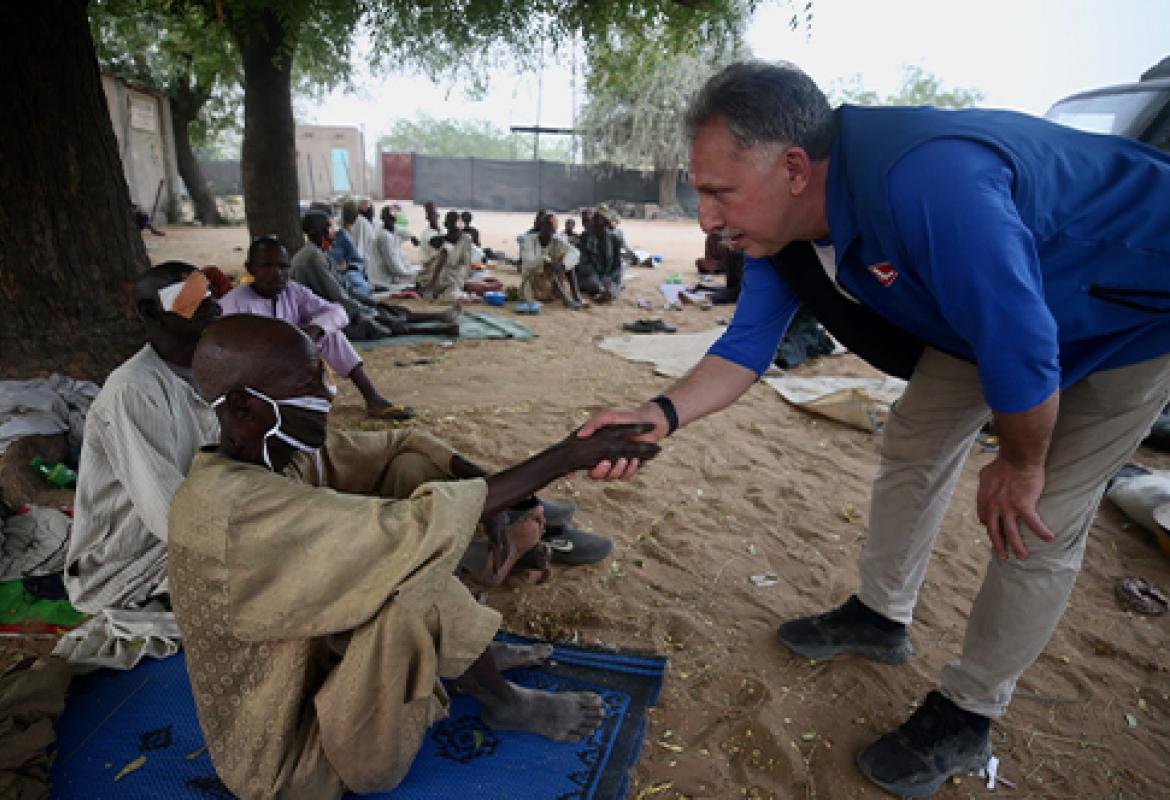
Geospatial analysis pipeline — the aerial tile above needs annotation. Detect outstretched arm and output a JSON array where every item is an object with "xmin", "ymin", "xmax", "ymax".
[
  {"xmin": 577, "ymin": 355, "xmax": 758, "ymax": 480},
  {"xmin": 477, "ymin": 423, "xmax": 660, "ymax": 519}
]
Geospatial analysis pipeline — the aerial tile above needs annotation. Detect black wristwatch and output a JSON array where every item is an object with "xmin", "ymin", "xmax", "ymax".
[{"xmin": 649, "ymin": 395, "xmax": 679, "ymax": 436}]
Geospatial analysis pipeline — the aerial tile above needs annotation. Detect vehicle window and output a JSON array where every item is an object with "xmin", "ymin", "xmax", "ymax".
[{"xmin": 1046, "ymin": 89, "xmax": 1169, "ymax": 138}]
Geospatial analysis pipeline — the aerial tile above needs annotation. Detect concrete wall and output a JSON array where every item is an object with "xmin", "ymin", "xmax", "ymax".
[
  {"xmin": 101, "ymin": 74, "xmax": 181, "ymax": 223},
  {"xmin": 295, "ymin": 125, "xmax": 367, "ymax": 201}
]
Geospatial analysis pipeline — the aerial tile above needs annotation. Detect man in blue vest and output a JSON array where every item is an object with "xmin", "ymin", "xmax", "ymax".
[{"xmin": 580, "ymin": 60, "xmax": 1170, "ymax": 796}]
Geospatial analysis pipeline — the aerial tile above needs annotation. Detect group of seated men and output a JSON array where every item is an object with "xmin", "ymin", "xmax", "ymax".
[
  {"xmin": 65, "ymin": 258, "xmax": 643, "ymax": 798},
  {"xmin": 513, "ymin": 205, "xmax": 632, "ymax": 313}
]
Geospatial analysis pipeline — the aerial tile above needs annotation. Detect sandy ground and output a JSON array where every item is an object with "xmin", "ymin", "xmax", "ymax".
[{"xmin": 40, "ymin": 209, "xmax": 1170, "ymax": 797}]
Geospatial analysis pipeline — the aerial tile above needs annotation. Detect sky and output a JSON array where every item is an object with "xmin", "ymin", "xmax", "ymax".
[{"xmin": 307, "ymin": 0, "xmax": 1170, "ymax": 159}]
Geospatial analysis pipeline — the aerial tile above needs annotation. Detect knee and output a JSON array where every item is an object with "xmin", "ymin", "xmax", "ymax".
[{"xmin": 388, "ymin": 452, "xmax": 447, "ymax": 498}]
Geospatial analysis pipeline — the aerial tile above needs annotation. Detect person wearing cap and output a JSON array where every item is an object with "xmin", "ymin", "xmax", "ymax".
[
  {"xmin": 595, "ymin": 203, "xmax": 639, "ymax": 264},
  {"xmin": 576, "ymin": 207, "xmax": 624, "ymax": 302},
  {"xmin": 66, "ymin": 262, "xmax": 222, "ymax": 618}
]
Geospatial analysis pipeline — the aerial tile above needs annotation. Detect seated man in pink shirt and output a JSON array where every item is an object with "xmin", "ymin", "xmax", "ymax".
[{"xmin": 219, "ymin": 235, "xmax": 413, "ymax": 420}]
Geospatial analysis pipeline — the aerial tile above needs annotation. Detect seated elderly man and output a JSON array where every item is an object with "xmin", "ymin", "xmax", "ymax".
[
  {"xmin": 517, "ymin": 210, "xmax": 585, "ymax": 313},
  {"xmin": 170, "ymin": 314, "xmax": 660, "ymax": 799},
  {"xmin": 417, "ymin": 210, "xmax": 476, "ymax": 301},
  {"xmin": 67, "ymin": 262, "xmax": 220, "ymax": 621},
  {"xmin": 220, "ymin": 235, "xmax": 413, "ymax": 421},
  {"xmin": 291, "ymin": 211, "xmax": 458, "ymax": 337},
  {"xmin": 576, "ymin": 207, "xmax": 624, "ymax": 302}
]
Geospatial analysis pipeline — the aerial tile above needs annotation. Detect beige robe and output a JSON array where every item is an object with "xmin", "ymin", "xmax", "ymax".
[
  {"xmin": 519, "ymin": 231, "xmax": 580, "ymax": 303},
  {"xmin": 169, "ymin": 429, "xmax": 500, "ymax": 799},
  {"xmin": 417, "ymin": 233, "xmax": 474, "ymax": 301}
]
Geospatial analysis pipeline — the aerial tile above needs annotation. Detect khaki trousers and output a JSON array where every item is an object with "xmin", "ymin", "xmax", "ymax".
[{"xmin": 858, "ymin": 348, "xmax": 1170, "ymax": 718}]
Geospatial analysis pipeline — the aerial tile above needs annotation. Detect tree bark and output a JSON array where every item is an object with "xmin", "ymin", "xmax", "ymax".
[
  {"xmin": 236, "ymin": 10, "xmax": 302, "ymax": 252},
  {"xmin": 171, "ymin": 96, "xmax": 224, "ymax": 226},
  {"xmin": 0, "ymin": 0, "xmax": 147, "ymax": 380},
  {"xmin": 655, "ymin": 165, "xmax": 679, "ymax": 209}
]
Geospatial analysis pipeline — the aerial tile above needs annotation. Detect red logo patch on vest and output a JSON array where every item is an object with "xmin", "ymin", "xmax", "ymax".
[{"xmin": 868, "ymin": 262, "xmax": 898, "ymax": 287}]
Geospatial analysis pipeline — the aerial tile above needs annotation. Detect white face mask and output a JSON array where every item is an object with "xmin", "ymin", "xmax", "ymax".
[{"xmin": 212, "ymin": 386, "xmax": 332, "ymax": 470}]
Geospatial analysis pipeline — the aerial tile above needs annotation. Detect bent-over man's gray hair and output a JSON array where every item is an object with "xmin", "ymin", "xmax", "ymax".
[{"xmin": 685, "ymin": 60, "xmax": 835, "ymax": 160}]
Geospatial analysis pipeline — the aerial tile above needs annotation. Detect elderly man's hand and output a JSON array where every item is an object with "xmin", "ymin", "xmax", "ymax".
[
  {"xmin": 976, "ymin": 456, "xmax": 1057, "ymax": 560},
  {"xmin": 558, "ymin": 422, "xmax": 660, "ymax": 479},
  {"xmin": 575, "ymin": 407, "xmax": 669, "ymax": 480}
]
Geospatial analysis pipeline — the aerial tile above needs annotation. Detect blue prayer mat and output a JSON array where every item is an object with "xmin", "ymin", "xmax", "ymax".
[{"xmin": 50, "ymin": 634, "xmax": 666, "ymax": 799}]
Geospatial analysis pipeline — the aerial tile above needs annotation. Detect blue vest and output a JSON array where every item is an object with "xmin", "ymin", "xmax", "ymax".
[{"xmin": 825, "ymin": 105, "xmax": 1170, "ymax": 400}]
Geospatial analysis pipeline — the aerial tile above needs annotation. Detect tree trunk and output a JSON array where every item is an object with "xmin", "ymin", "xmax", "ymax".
[
  {"xmin": 655, "ymin": 165, "xmax": 679, "ymax": 209},
  {"xmin": 0, "ymin": 0, "xmax": 147, "ymax": 380},
  {"xmin": 171, "ymin": 97, "xmax": 224, "ymax": 226},
  {"xmin": 236, "ymin": 10, "xmax": 302, "ymax": 252}
]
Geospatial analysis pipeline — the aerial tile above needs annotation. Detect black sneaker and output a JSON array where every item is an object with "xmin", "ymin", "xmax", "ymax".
[
  {"xmin": 542, "ymin": 523, "xmax": 613, "ymax": 565},
  {"xmin": 777, "ymin": 595, "xmax": 913, "ymax": 664},
  {"xmin": 856, "ymin": 691, "xmax": 991, "ymax": 798}
]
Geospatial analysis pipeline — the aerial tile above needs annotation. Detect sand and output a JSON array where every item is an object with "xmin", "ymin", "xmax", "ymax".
[{"xmin": 83, "ymin": 210, "xmax": 1170, "ymax": 796}]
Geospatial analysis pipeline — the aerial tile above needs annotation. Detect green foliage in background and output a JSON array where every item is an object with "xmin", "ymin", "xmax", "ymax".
[
  {"xmin": 379, "ymin": 114, "xmax": 572, "ymax": 162},
  {"xmin": 830, "ymin": 64, "xmax": 985, "ymax": 109}
]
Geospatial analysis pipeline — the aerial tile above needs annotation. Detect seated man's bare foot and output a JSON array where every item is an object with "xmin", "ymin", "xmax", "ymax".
[
  {"xmin": 488, "ymin": 640, "xmax": 554, "ymax": 670},
  {"xmin": 480, "ymin": 684, "xmax": 604, "ymax": 743}
]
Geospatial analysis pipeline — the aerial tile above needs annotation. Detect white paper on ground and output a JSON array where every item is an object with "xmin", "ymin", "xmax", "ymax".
[
  {"xmin": 765, "ymin": 376, "xmax": 908, "ymax": 433},
  {"xmin": 599, "ymin": 328, "xmax": 725, "ymax": 378}
]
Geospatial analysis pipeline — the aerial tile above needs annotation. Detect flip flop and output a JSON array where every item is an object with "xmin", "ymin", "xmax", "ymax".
[
  {"xmin": 515, "ymin": 301, "xmax": 542, "ymax": 314},
  {"xmin": 1115, "ymin": 576, "xmax": 1169, "ymax": 615},
  {"xmin": 367, "ymin": 404, "xmax": 415, "ymax": 421},
  {"xmin": 622, "ymin": 319, "xmax": 677, "ymax": 334}
]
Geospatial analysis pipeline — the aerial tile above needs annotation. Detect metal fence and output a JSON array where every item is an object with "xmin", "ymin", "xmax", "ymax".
[{"xmin": 403, "ymin": 155, "xmax": 698, "ymax": 214}]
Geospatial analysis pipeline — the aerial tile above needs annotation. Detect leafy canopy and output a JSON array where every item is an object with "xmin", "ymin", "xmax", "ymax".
[
  {"xmin": 830, "ymin": 64, "xmax": 985, "ymax": 109},
  {"xmin": 577, "ymin": 0, "xmax": 760, "ymax": 172}
]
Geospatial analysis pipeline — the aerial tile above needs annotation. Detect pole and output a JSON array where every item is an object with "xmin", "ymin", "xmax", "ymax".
[{"xmin": 534, "ymin": 37, "xmax": 543, "ymax": 161}]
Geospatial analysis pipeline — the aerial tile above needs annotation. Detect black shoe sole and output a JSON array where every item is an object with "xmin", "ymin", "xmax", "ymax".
[
  {"xmin": 776, "ymin": 630, "xmax": 914, "ymax": 665},
  {"xmin": 855, "ymin": 741, "xmax": 991, "ymax": 798}
]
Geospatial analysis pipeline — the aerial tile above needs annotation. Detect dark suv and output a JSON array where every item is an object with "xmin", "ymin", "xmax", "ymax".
[{"xmin": 1045, "ymin": 59, "xmax": 1170, "ymax": 151}]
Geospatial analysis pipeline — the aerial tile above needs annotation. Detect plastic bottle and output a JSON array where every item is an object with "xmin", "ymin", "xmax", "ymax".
[{"xmin": 30, "ymin": 457, "xmax": 77, "ymax": 489}]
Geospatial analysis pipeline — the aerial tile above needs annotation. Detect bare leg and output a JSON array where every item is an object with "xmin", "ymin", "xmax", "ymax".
[
  {"xmin": 548, "ymin": 270, "xmax": 576, "ymax": 308},
  {"xmin": 455, "ymin": 649, "xmax": 604, "ymax": 743},
  {"xmin": 566, "ymin": 271, "xmax": 587, "ymax": 307},
  {"xmin": 349, "ymin": 364, "xmax": 413, "ymax": 418}
]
